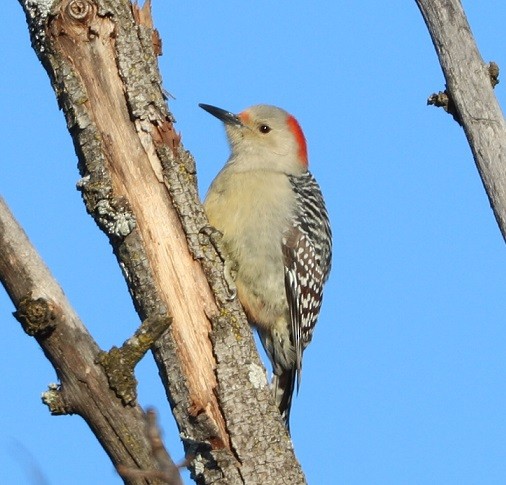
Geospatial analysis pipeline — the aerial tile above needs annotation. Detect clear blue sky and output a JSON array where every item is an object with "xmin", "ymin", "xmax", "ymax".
[{"xmin": 2, "ymin": 2, "xmax": 506, "ymax": 484}]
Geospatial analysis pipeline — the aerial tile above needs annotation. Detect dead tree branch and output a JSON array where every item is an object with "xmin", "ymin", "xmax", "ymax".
[
  {"xmin": 415, "ymin": 0, "xmax": 506, "ymax": 242},
  {"xmin": 0, "ymin": 196, "xmax": 168, "ymax": 485}
]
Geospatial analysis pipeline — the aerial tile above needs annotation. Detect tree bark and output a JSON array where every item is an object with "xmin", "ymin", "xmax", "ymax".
[
  {"xmin": 415, "ymin": 0, "xmax": 506, "ymax": 242},
  {"xmin": 11, "ymin": 0, "xmax": 305, "ymax": 483},
  {"xmin": 0, "ymin": 197, "xmax": 168, "ymax": 485}
]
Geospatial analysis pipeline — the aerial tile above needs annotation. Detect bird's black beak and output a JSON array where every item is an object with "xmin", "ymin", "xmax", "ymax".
[{"xmin": 199, "ymin": 103, "xmax": 242, "ymax": 126}]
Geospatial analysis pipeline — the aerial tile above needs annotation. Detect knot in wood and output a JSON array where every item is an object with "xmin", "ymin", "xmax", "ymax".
[
  {"xmin": 15, "ymin": 296, "xmax": 57, "ymax": 337},
  {"xmin": 489, "ymin": 61, "xmax": 500, "ymax": 88},
  {"xmin": 65, "ymin": 0, "xmax": 96, "ymax": 23}
]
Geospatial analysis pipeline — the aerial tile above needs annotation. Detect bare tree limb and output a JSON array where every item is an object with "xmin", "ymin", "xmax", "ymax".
[
  {"xmin": 415, "ymin": 0, "xmax": 506, "ymax": 242},
  {"xmin": 0, "ymin": 196, "xmax": 167, "ymax": 485}
]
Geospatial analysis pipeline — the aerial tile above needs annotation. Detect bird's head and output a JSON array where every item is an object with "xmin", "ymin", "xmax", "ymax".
[{"xmin": 199, "ymin": 103, "xmax": 308, "ymax": 175}]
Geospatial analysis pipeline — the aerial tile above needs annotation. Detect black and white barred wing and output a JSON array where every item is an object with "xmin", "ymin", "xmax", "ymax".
[{"xmin": 282, "ymin": 229, "xmax": 325, "ymax": 390}]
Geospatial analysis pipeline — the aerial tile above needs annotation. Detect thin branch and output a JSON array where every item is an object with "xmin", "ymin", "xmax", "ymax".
[{"xmin": 97, "ymin": 315, "xmax": 172, "ymax": 406}]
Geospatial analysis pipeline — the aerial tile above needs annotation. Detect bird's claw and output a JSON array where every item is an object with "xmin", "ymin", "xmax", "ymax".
[
  {"xmin": 224, "ymin": 260, "xmax": 237, "ymax": 300},
  {"xmin": 200, "ymin": 224, "xmax": 237, "ymax": 300}
]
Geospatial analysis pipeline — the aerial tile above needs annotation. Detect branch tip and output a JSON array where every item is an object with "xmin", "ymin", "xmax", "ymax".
[
  {"xmin": 97, "ymin": 315, "xmax": 171, "ymax": 405},
  {"xmin": 427, "ymin": 90, "xmax": 462, "ymax": 125},
  {"xmin": 488, "ymin": 61, "xmax": 500, "ymax": 87},
  {"xmin": 41, "ymin": 383, "xmax": 69, "ymax": 415},
  {"xmin": 427, "ymin": 61, "xmax": 499, "ymax": 125}
]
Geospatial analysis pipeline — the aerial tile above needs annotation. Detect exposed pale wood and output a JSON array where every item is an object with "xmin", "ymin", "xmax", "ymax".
[{"xmin": 50, "ymin": 0, "xmax": 227, "ymax": 442}]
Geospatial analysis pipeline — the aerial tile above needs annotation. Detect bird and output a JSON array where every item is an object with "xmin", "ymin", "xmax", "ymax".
[{"xmin": 200, "ymin": 103, "xmax": 332, "ymax": 430}]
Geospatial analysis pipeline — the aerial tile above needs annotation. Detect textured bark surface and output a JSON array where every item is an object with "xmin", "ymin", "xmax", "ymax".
[
  {"xmin": 13, "ymin": 0, "xmax": 306, "ymax": 483},
  {"xmin": 0, "ymin": 197, "xmax": 166, "ymax": 485},
  {"xmin": 416, "ymin": 0, "xmax": 506, "ymax": 242}
]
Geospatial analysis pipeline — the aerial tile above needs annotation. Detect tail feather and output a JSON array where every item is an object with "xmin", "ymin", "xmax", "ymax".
[{"xmin": 272, "ymin": 368, "xmax": 297, "ymax": 432}]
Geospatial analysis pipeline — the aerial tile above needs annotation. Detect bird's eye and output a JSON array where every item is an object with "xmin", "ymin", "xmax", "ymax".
[{"xmin": 259, "ymin": 124, "xmax": 271, "ymax": 134}]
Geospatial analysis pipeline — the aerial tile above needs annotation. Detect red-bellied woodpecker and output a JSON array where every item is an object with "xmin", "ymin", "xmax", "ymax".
[{"xmin": 200, "ymin": 103, "xmax": 332, "ymax": 429}]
